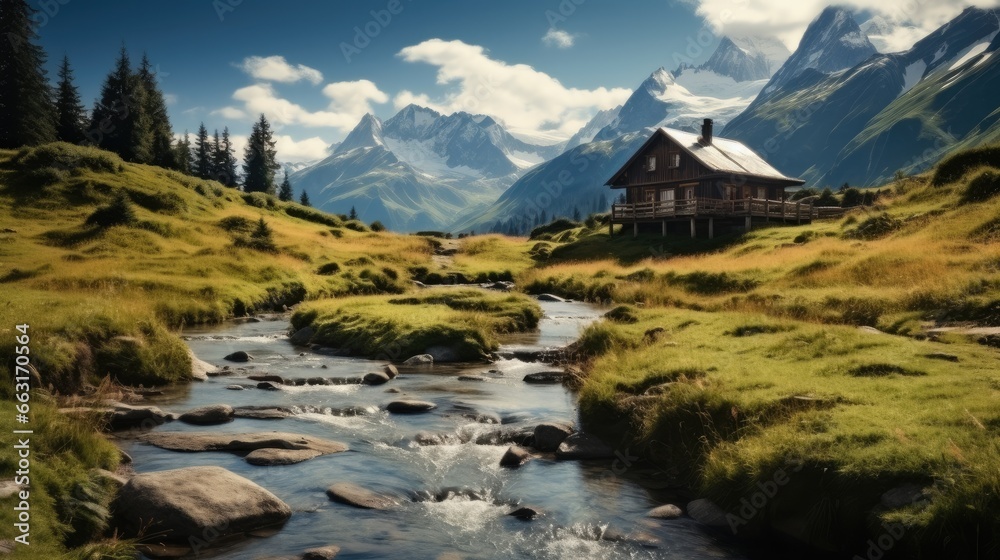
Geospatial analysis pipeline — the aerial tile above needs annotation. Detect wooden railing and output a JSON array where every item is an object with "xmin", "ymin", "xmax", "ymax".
[
  {"xmin": 610, "ymin": 198, "xmax": 839, "ymax": 221},
  {"xmin": 610, "ymin": 198, "xmax": 848, "ymax": 221}
]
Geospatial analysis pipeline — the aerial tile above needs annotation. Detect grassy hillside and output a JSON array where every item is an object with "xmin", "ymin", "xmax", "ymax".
[
  {"xmin": 520, "ymin": 148, "xmax": 1000, "ymax": 556},
  {"xmin": 0, "ymin": 143, "xmax": 444, "ymax": 558}
]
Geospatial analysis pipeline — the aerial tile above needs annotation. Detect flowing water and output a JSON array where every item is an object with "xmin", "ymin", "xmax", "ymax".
[{"xmin": 121, "ymin": 299, "xmax": 747, "ymax": 559}]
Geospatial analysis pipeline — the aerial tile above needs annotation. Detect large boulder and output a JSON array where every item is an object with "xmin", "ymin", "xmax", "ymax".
[
  {"xmin": 188, "ymin": 350, "xmax": 217, "ymax": 381},
  {"xmin": 532, "ymin": 422, "xmax": 574, "ymax": 452},
  {"xmin": 386, "ymin": 400, "xmax": 436, "ymax": 414},
  {"xmin": 303, "ymin": 546, "xmax": 341, "ymax": 559},
  {"xmin": 179, "ymin": 404, "xmax": 234, "ymax": 426},
  {"xmin": 112, "ymin": 466, "xmax": 291, "ymax": 546},
  {"xmin": 555, "ymin": 433, "xmax": 614, "ymax": 460},
  {"xmin": 383, "ymin": 364, "xmax": 399, "ymax": 378},
  {"xmin": 647, "ymin": 504, "xmax": 683, "ymax": 519},
  {"xmin": 326, "ymin": 482, "xmax": 397, "ymax": 510}
]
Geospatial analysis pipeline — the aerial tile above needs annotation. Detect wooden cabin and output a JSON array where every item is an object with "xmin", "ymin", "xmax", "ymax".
[{"xmin": 606, "ymin": 119, "xmax": 821, "ymax": 238}]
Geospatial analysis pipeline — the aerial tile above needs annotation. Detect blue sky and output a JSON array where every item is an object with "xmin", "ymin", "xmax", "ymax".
[{"xmin": 33, "ymin": 0, "xmax": 984, "ymax": 162}]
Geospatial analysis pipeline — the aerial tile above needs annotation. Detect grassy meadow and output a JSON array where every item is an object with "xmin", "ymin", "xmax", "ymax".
[{"xmin": 3, "ymin": 140, "xmax": 1000, "ymax": 557}]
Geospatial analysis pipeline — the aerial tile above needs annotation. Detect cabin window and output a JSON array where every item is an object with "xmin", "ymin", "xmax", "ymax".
[
  {"xmin": 668, "ymin": 153, "xmax": 681, "ymax": 168},
  {"xmin": 756, "ymin": 187, "xmax": 767, "ymax": 199},
  {"xmin": 659, "ymin": 189, "xmax": 675, "ymax": 202},
  {"xmin": 645, "ymin": 156, "xmax": 656, "ymax": 172},
  {"xmin": 644, "ymin": 189, "xmax": 656, "ymax": 202}
]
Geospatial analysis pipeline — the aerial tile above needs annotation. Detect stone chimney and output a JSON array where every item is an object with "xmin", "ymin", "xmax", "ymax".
[{"xmin": 700, "ymin": 118, "xmax": 713, "ymax": 145}]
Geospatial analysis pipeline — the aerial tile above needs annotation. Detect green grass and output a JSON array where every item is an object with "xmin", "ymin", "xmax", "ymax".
[
  {"xmin": 575, "ymin": 306, "xmax": 1000, "ymax": 554},
  {"xmin": 290, "ymin": 289, "xmax": 542, "ymax": 361}
]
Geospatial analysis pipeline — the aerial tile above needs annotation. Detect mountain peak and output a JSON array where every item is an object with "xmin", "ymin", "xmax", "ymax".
[
  {"xmin": 642, "ymin": 67, "xmax": 675, "ymax": 93},
  {"xmin": 760, "ymin": 6, "xmax": 876, "ymax": 96},
  {"xmin": 336, "ymin": 113, "xmax": 384, "ymax": 154},
  {"xmin": 698, "ymin": 36, "xmax": 771, "ymax": 81}
]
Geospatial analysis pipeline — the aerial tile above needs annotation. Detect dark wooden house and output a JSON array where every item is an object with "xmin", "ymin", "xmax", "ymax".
[{"xmin": 607, "ymin": 119, "xmax": 826, "ymax": 237}]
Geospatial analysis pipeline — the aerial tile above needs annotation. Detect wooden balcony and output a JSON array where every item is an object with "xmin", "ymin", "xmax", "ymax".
[{"xmin": 610, "ymin": 198, "xmax": 846, "ymax": 223}]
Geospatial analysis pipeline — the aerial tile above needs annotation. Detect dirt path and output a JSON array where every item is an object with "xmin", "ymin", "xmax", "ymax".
[{"xmin": 431, "ymin": 238, "xmax": 461, "ymax": 270}]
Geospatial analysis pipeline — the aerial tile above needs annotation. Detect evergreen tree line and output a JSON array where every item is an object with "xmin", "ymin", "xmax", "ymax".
[
  {"xmin": 0, "ymin": 0, "xmax": 307, "ymax": 200},
  {"xmin": 489, "ymin": 194, "xmax": 610, "ymax": 235}
]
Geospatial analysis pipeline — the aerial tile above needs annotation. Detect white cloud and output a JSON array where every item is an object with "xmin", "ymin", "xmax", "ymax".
[
  {"xmin": 239, "ymin": 55, "xmax": 323, "ymax": 85},
  {"xmin": 542, "ymin": 28, "xmax": 577, "ymax": 48},
  {"xmin": 201, "ymin": 133, "xmax": 328, "ymax": 166},
  {"xmin": 228, "ymin": 80, "xmax": 388, "ymax": 132},
  {"xmin": 394, "ymin": 39, "xmax": 631, "ymax": 138},
  {"xmin": 693, "ymin": 0, "xmax": 1000, "ymax": 52},
  {"xmin": 213, "ymin": 106, "xmax": 247, "ymax": 120},
  {"xmin": 163, "ymin": 93, "xmax": 178, "ymax": 106}
]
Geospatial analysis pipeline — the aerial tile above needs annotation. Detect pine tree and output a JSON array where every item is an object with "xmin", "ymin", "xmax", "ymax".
[
  {"xmin": 137, "ymin": 54, "xmax": 175, "ymax": 169},
  {"xmin": 54, "ymin": 56, "xmax": 87, "ymax": 144},
  {"xmin": 349, "ymin": 206, "xmax": 358, "ymax": 220},
  {"xmin": 278, "ymin": 170, "xmax": 293, "ymax": 201},
  {"xmin": 242, "ymin": 114, "xmax": 279, "ymax": 194},
  {"xmin": 174, "ymin": 130, "xmax": 192, "ymax": 175},
  {"xmin": 91, "ymin": 45, "xmax": 151, "ymax": 162},
  {"xmin": 0, "ymin": 0, "xmax": 57, "ymax": 148},
  {"xmin": 194, "ymin": 123, "xmax": 212, "ymax": 179},
  {"xmin": 572, "ymin": 206, "xmax": 581, "ymax": 221},
  {"xmin": 299, "ymin": 190, "xmax": 311, "ymax": 207},
  {"xmin": 217, "ymin": 127, "xmax": 238, "ymax": 187},
  {"xmin": 210, "ymin": 129, "xmax": 222, "ymax": 180}
]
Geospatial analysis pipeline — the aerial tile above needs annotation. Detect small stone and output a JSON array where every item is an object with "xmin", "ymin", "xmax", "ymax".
[
  {"xmin": 457, "ymin": 375, "xmax": 487, "ymax": 382},
  {"xmin": 257, "ymin": 381, "xmax": 281, "ymax": 391},
  {"xmin": 179, "ymin": 404, "xmax": 234, "ymax": 426},
  {"xmin": 303, "ymin": 545, "xmax": 341, "ymax": 560},
  {"xmin": 555, "ymin": 433, "xmax": 614, "ymax": 460},
  {"xmin": 507, "ymin": 506, "xmax": 541, "ymax": 520},
  {"xmin": 647, "ymin": 504, "xmax": 683, "ymax": 519},
  {"xmin": 326, "ymin": 482, "xmax": 396, "ymax": 510},
  {"xmin": 386, "ymin": 400, "xmax": 436, "ymax": 414},
  {"xmin": 500, "ymin": 445, "xmax": 531, "ymax": 468},
  {"xmin": 289, "ymin": 326, "xmax": 315, "ymax": 346},
  {"xmin": 224, "ymin": 351, "xmax": 253, "ymax": 362},
  {"xmin": 248, "ymin": 374, "xmax": 283, "ymax": 383},
  {"xmin": 383, "ymin": 364, "xmax": 399, "ymax": 378},
  {"xmin": 403, "ymin": 354, "xmax": 434, "ymax": 366},
  {"xmin": 523, "ymin": 371, "xmax": 569, "ymax": 384},
  {"xmin": 225, "ymin": 385, "xmax": 246, "ymax": 390},
  {"xmin": 363, "ymin": 371, "xmax": 391, "ymax": 386},
  {"xmin": 537, "ymin": 293, "xmax": 567, "ymax": 302},
  {"xmin": 245, "ymin": 448, "xmax": 322, "ymax": 466},
  {"xmin": 533, "ymin": 422, "xmax": 574, "ymax": 452}
]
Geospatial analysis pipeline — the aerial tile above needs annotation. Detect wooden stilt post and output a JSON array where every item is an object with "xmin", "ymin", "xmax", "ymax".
[
  {"xmin": 745, "ymin": 215, "xmax": 752, "ymax": 231},
  {"xmin": 796, "ymin": 202, "xmax": 801, "ymax": 224},
  {"xmin": 633, "ymin": 222, "xmax": 638, "ymax": 238},
  {"xmin": 709, "ymin": 217, "xmax": 714, "ymax": 239},
  {"xmin": 690, "ymin": 218, "xmax": 696, "ymax": 238},
  {"xmin": 662, "ymin": 220, "xmax": 667, "ymax": 237},
  {"xmin": 609, "ymin": 221, "xmax": 613, "ymax": 236}
]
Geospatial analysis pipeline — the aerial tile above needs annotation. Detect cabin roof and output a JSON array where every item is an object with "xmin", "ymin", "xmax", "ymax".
[{"xmin": 605, "ymin": 127, "xmax": 804, "ymax": 186}]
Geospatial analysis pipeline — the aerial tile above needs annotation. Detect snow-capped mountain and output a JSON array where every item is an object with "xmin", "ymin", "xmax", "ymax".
[
  {"xmin": 457, "ymin": 34, "xmax": 784, "ymax": 234},
  {"xmin": 289, "ymin": 105, "xmax": 559, "ymax": 231},
  {"xmin": 723, "ymin": 6, "xmax": 1000, "ymax": 187},
  {"xmin": 592, "ymin": 66, "xmax": 765, "ymax": 143},
  {"xmin": 758, "ymin": 6, "xmax": 877, "ymax": 98},
  {"xmin": 564, "ymin": 106, "xmax": 621, "ymax": 151}
]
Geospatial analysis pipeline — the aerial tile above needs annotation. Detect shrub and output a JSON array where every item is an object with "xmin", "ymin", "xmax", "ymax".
[
  {"xmin": 530, "ymin": 218, "xmax": 581, "ymax": 239},
  {"xmin": 932, "ymin": 144, "xmax": 1000, "ymax": 185},
  {"xmin": 218, "ymin": 215, "xmax": 254, "ymax": 233},
  {"xmin": 370, "ymin": 220, "xmax": 386, "ymax": 232},
  {"xmin": 848, "ymin": 363, "xmax": 926, "ymax": 377},
  {"xmin": 843, "ymin": 213, "xmax": 903, "ymax": 240},
  {"xmin": 815, "ymin": 187, "xmax": 838, "ymax": 207},
  {"xmin": 789, "ymin": 187, "xmax": 819, "ymax": 201},
  {"xmin": 316, "ymin": 262, "xmax": 341, "ymax": 275},
  {"xmin": 841, "ymin": 188, "xmax": 864, "ymax": 208},
  {"xmin": 242, "ymin": 192, "xmax": 278, "ymax": 209},
  {"xmin": 960, "ymin": 169, "xmax": 1000, "ymax": 204},
  {"xmin": 13, "ymin": 142, "xmax": 124, "ymax": 174},
  {"xmin": 85, "ymin": 194, "xmax": 136, "ymax": 228},
  {"xmin": 665, "ymin": 271, "xmax": 759, "ymax": 295},
  {"xmin": 284, "ymin": 205, "xmax": 342, "ymax": 226},
  {"xmin": 126, "ymin": 189, "xmax": 186, "ymax": 214},
  {"xmin": 234, "ymin": 218, "xmax": 277, "ymax": 252},
  {"xmin": 604, "ymin": 305, "xmax": 639, "ymax": 324},
  {"xmin": 343, "ymin": 220, "xmax": 369, "ymax": 232}
]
